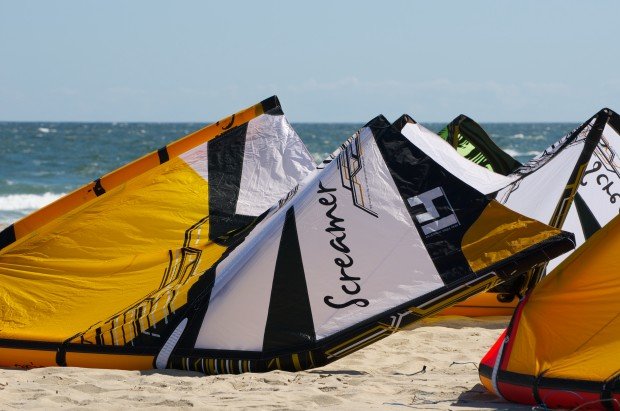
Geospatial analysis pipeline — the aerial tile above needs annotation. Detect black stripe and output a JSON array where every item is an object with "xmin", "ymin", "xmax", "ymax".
[
  {"xmin": 95, "ymin": 327, "xmax": 103, "ymax": 345},
  {"xmin": 0, "ymin": 338, "xmax": 59, "ymax": 351},
  {"xmin": 479, "ymin": 363, "xmax": 493, "ymax": 379},
  {"xmin": 207, "ymin": 122, "xmax": 251, "ymax": 243},
  {"xmin": 0, "ymin": 338, "xmax": 158, "ymax": 356},
  {"xmin": 573, "ymin": 192, "xmax": 602, "ymax": 240},
  {"xmin": 364, "ymin": 115, "xmax": 391, "ymax": 137},
  {"xmin": 532, "ymin": 372, "xmax": 544, "ymax": 405},
  {"xmin": 607, "ymin": 109, "xmax": 620, "ymax": 136},
  {"xmin": 392, "ymin": 114, "xmax": 415, "ymax": 131},
  {"xmin": 92, "ymin": 178, "xmax": 106, "ymax": 196},
  {"xmin": 494, "ymin": 368, "xmax": 613, "ymax": 395},
  {"xmin": 55, "ymin": 347, "xmax": 67, "ymax": 366},
  {"xmin": 263, "ymin": 207, "xmax": 315, "ymax": 352},
  {"xmin": 157, "ymin": 146, "xmax": 169, "ymax": 164},
  {"xmin": 0, "ymin": 224, "xmax": 16, "ymax": 250},
  {"xmin": 260, "ymin": 95, "xmax": 283, "ymax": 115},
  {"xmin": 602, "ymin": 373, "xmax": 620, "ymax": 410},
  {"xmin": 64, "ymin": 343, "xmax": 158, "ymax": 355}
]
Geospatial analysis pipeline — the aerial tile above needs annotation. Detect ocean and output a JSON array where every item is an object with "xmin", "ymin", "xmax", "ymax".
[{"xmin": 0, "ymin": 121, "xmax": 578, "ymax": 228}]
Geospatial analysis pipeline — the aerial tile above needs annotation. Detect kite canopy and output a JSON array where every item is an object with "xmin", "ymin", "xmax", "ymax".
[
  {"xmin": 479, "ymin": 213, "xmax": 620, "ymax": 410},
  {"xmin": 0, "ymin": 99, "xmax": 574, "ymax": 373},
  {"xmin": 440, "ymin": 109, "xmax": 620, "ymax": 315},
  {"xmin": 0, "ymin": 96, "xmax": 316, "ymax": 369},
  {"xmin": 437, "ymin": 114, "xmax": 521, "ymax": 175},
  {"xmin": 163, "ymin": 115, "xmax": 572, "ymax": 374}
]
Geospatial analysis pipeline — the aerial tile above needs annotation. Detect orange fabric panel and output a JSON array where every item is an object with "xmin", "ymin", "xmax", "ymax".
[
  {"xmin": 65, "ymin": 352, "xmax": 154, "ymax": 370},
  {"xmin": 439, "ymin": 292, "xmax": 518, "ymax": 317},
  {"xmin": 0, "ymin": 348, "xmax": 57, "ymax": 368},
  {"xmin": 505, "ymin": 214, "xmax": 620, "ymax": 381}
]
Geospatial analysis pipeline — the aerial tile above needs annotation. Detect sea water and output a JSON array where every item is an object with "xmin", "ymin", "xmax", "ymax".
[{"xmin": 0, "ymin": 121, "xmax": 578, "ymax": 228}]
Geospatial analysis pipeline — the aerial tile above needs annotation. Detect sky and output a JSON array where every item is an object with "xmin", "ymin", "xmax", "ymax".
[{"xmin": 1, "ymin": 1, "xmax": 619, "ymax": 123}]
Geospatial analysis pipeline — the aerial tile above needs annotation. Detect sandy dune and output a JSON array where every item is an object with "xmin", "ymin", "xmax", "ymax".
[{"xmin": 0, "ymin": 317, "xmax": 529, "ymax": 410}]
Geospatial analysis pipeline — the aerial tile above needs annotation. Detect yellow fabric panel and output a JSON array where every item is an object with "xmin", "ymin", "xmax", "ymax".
[
  {"xmin": 12, "ymin": 183, "xmax": 100, "ymax": 241},
  {"xmin": 461, "ymin": 200, "xmax": 563, "ymax": 272},
  {"xmin": 0, "ymin": 157, "xmax": 226, "ymax": 343},
  {"xmin": 7, "ymin": 100, "xmax": 266, "ymax": 252},
  {"xmin": 506, "ymin": 214, "xmax": 620, "ymax": 381}
]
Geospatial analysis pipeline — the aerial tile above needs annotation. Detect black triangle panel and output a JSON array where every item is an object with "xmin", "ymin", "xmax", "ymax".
[
  {"xmin": 263, "ymin": 206, "xmax": 316, "ymax": 352},
  {"xmin": 573, "ymin": 193, "xmax": 602, "ymax": 240}
]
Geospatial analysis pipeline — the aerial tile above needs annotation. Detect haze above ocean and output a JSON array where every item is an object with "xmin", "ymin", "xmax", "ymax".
[{"xmin": 0, "ymin": 121, "xmax": 578, "ymax": 228}]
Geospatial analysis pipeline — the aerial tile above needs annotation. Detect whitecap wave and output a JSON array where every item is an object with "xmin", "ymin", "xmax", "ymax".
[
  {"xmin": 0, "ymin": 192, "xmax": 65, "ymax": 211},
  {"xmin": 511, "ymin": 133, "xmax": 545, "ymax": 141},
  {"xmin": 503, "ymin": 149, "xmax": 542, "ymax": 158}
]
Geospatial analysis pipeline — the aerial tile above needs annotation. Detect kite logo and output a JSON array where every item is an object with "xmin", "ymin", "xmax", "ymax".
[
  {"xmin": 337, "ymin": 133, "xmax": 378, "ymax": 217},
  {"xmin": 407, "ymin": 187, "xmax": 460, "ymax": 236},
  {"xmin": 317, "ymin": 181, "xmax": 369, "ymax": 310},
  {"xmin": 581, "ymin": 155, "xmax": 620, "ymax": 209}
]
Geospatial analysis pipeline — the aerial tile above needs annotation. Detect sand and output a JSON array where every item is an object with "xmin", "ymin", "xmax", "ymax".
[{"xmin": 0, "ymin": 316, "xmax": 530, "ymax": 410}]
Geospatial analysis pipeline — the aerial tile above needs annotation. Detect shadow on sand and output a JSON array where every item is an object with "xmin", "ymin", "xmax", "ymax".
[
  {"xmin": 451, "ymin": 383, "xmax": 531, "ymax": 410},
  {"xmin": 140, "ymin": 369, "xmax": 205, "ymax": 378}
]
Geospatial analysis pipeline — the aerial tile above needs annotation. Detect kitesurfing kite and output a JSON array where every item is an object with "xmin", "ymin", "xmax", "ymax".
[
  {"xmin": 437, "ymin": 114, "xmax": 521, "ymax": 176},
  {"xmin": 425, "ymin": 108, "xmax": 620, "ymax": 408},
  {"xmin": 479, "ymin": 213, "xmax": 620, "ymax": 410},
  {"xmin": 436, "ymin": 109, "xmax": 620, "ymax": 316},
  {"xmin": 476, "ymin": 109, "xmax": 620, "ymax": 409},
  {"xmin": 0, "ymin": 96, "xmax": 316, "ymax": 369},
  {"xmin": 0, "ymin": 97, "xmax": 574, "ymax": 373}
]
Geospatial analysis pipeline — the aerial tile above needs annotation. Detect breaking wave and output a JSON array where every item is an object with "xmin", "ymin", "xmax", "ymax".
[
  {"xmin": 503, "ymin": 149, "xmax": 542, "ymax": 158},
  {"xmin": 0, "ymin": 192, "xmax": 64, "ymax": 212}
]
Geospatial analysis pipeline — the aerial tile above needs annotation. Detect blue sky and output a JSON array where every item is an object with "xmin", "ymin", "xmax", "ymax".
[{"xmin": 1, "ymin": 1, "xmax": 619, "ymax": 122}]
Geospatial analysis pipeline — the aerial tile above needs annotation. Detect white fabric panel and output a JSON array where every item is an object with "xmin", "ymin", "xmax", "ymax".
[
  {"xmin": 194, "ymin": 212, "xmax": 284, "ymax": 351},
  {"xmin": 296, "ymin": 128, "xmax": 443, "ymax": 340},
  {"xmin": 496, "ymin": 143, "xmax": 584, "ymax": 224},
  {"xmin": 180, "ymin": 143, "xmax": 209, "ymax": 181},
  {"xmin": 235, "ymin": 114, "xmax": 316, "ymax": 216},
  {"xmin": 400, "ymin": 122, "xmax": 517, "ymax": 195},
  {"xmin": 546, "ymin": 204, "xmax": 583, "ymax": 273}
]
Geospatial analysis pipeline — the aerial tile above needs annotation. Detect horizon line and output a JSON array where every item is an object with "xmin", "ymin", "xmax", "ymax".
[{"xmin": 0, "ymin": 119, "xmax": 584, "ymax": 125}]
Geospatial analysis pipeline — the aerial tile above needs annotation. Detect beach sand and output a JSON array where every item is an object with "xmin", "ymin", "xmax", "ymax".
[{"xmin": 0, "ymin": 316, "xmax": 529, "ymax": 410}]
